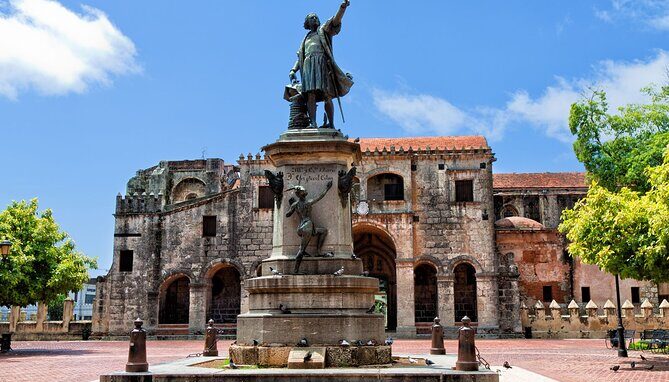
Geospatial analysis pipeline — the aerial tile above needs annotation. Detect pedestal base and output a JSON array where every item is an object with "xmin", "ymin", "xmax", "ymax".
[{"xmin": 229, "ymin": 344, "xmax": 392, "ymax": 367}]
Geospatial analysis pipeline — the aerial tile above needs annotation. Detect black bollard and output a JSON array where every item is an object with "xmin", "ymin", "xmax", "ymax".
[
  {"xmin": 126, "ymin": 318, "xmax": 149, "ymax": 372},
  {"xmin": 455, "ymin": 316, "xmax": 478, "ymax": 371},
  {"xmin": 430, "ymin": 317, "xmax": 445, "ymax": 355},
  {"xmin": 203, "ymin": 319, "xmax": 219, "ymax": 356}
]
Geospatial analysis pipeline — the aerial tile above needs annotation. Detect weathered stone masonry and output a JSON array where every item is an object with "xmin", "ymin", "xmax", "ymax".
[{"xmin": 93, "ymin": 137, "xmax": 668, "ymax": 338}]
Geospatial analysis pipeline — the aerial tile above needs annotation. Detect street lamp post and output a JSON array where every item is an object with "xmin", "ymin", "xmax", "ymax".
[
  {"xmin": 0, "ymin": 240, "xmax": 12, "ymax": 353},
  {"xmin": 0, "ymin": 240, "xmax": 11, "ymax": 260},
  {"xmin": 614, "ymin": 274, "xmax": 628, "ymax": 357}
]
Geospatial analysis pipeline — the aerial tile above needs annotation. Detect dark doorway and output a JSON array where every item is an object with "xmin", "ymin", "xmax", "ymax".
[
  {"xmin": 414, "ymin": 264, "xmax": 438, "ymax": 322},
  {"xmin": 353, "ymin": 226, "xmax": 397, "ymax": 330},
  {"xmin": 160, "ymin": 276, "xmax": 190, "ymax": 324},
  {"xmin": 453, "ymin": 263, "xmax": 477, "ymax": 322},
  {"xmin": 209, "ymin": 267, "xmax": 241, "ymax": 323}
]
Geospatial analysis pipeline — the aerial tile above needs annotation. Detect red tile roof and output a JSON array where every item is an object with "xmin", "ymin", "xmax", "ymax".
[
  {"xmin": 493, "ymin": 172, "xmax": 587, "ymax": 190},
  {"xmin": 356, "ymin": 136, "xmax": 489, "ymax": 152}
]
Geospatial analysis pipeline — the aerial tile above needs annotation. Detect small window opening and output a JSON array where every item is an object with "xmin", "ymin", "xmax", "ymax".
[
  {"xmin": 455, "ymin": 180, "xmax": 474, "ymax": 202},
  {"xmin": 581, "ymin": 286, "xmax": 591, "ymax": 302},
  {"xmin": 631, "ymin": 287, "xmax": 640, "ymax": 304},
  {"xmin": 119, "ymin": 250, "xmax": 133, "ymax": 272},
  {"xmin": 542, "ymin": 285, "xmax": 553, "ymax": 302},
  {"xmin": 438, "ymin": 163, "xmax": 445, "ymax": 170},
  {"xmin": 258, "ymin": 186, "xmax": 274, "ymax": 209},
  {"xmin": 203, "ymin": 216, "xmax": 217, "ymax": 237},
  {"xmin": 384, "ymin": 184, "xmax": 404, "ymax": 201}
]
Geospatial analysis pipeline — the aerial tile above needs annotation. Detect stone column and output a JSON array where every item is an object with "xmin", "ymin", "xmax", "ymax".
[
  {"xmin": 146, "ymin": 291, "xmax": 159, "ymax": 328},
  {"xmin": 476, "ymin": 274, "xmax": 499, "ymax": 329},
  {"xmin": 437, "ymin": 275, "xmax": 455, "ymax": 326},
  {"xmin": 189, "ymin": 283, "xmax": 207, "ymax": 334},
  {"xmin": 36, "ymin": 302, "xmax": 47, "ymax": 332},
  {"xmin": 239, "ymin": 279, "xmax": 249, "ymax": 314},
  {"xmin": 395, "ymin": 261, "xmax": 416, "ymax": 337},
  {"xmin": 9, "ymin": 306, "xmax": 20, "ymax": 333},
  {"xmin": 62, "ymin": 298, "xmax": 74, "ymax": 332},
  {"xmin": 546, "ymin": 195, "xmax": 559, "ymax": 228}
]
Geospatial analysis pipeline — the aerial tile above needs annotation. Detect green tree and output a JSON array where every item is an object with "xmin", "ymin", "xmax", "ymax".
[
  {"xmin": 0, "ymin": 199, "xmax": 97, "ymax": 308},
  {"xmin": 569, "ymin": 86, "xmax": 669, "ymax": 192},
  {"xmin": 560, "ymin": 148, "xmax": 669, "ymax": 283},
  {"xmin": 47, "ymin": 294, "xmax": 67, "ymax": 321}
]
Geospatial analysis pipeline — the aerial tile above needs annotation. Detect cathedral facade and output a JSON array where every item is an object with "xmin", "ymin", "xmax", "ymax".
[{"xmin": 92, "ymin": 136, "xmax": 663, "ymax": 338}]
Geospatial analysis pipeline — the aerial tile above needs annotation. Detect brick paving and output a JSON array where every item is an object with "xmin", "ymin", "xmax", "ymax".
[{"xmin": 0, "ymin": 339, "xmax": 667, "ymax": 382}]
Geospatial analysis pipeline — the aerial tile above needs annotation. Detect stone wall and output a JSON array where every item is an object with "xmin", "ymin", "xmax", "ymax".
[
  {"xmin": 496, "ymin": 227, "xmax": 570, "ymax": 304},
  {"xmin": 521, "ymin": 298, "xmax": 669, "ymax": 339},
  {"xmin": 352, "ymin": 145, "xmax": 501, "ymax": 336},
  {"xmin": 1, "ymin": 300, "xmax": 92, "ymax": 340}
]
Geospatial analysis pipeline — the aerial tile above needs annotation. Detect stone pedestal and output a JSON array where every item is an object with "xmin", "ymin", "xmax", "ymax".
[
  {"xmin": 237, "ymin": 258, "xmax": 384, "ymax": 346},
  {"xmin": 263, "ymin": 128, "xmax": 361, "ymax": 260},
  {"xmin": 233, "ymin": 129, "xmax": 386, "ymax": 366}
]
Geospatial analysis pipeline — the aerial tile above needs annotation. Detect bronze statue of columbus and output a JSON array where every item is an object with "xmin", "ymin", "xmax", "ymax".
[{"xmin": 289, "ymin": 0, "xmax": 353, "ymax": 129}]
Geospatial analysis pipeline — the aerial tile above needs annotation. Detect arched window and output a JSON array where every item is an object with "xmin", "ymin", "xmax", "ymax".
[
  {"xmin": 172, "ymin": 178, "xmax": 206, "ymax": 203},
  {"xmin": 414, "ymin": 263, "xmax": 438, "ymax": 322},
  {"xmin": 367, "ymin": 173, "xmax": 404, "ymax": 201},
  {"xmin": 501, "ymin": 205, "xmax": 519, "ymax": 218}
]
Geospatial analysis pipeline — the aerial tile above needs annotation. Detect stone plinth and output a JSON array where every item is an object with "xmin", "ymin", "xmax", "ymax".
[
  {"xmin": 288, "ymin": 347, "xmax": 326, "ymax": 369},
  {"xmin": 245, "ymin": 274, "xmax": 379, "ymax": 313},
  {"xmin": 234, "ymin": 130, "xmax": 388, "ymax": 366},
  {"xmin": 262, "ymin": 129, "xmax": 361, "ymax": 260},
  {"xmin": 229, "ymin": 344, "xmax": 392, "ymax": 367},
  {"xmin": 261, "ymin": 257, "xmax": 363, "ymax": 276},
  {"xmin": 237, "ymin": 271, "xmax": 385, "ymax": 346}
]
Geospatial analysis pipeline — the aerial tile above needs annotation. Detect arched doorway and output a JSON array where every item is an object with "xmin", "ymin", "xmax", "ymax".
[
  {"xmin": 208, "ymin": 266, "xmax": 241, "ymax": 323},
  {"xmin": 159, "ymin": 276, "xmax": 190, "ymax": 324},
  {"xmin": 414, "ymin": 263, "xmax": 438, "ymax": 323},
  {"xmin": 353, "ymin": 225, "xmax": 397, "ymax": 330},
  {"xmin": 453, "ymin": 263, "xmax": 477, "ymax": 322}
]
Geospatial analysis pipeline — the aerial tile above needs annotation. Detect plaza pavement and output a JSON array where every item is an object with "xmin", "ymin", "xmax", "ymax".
[{"xmin": 0, "ymin": 339, "xmax": 667, "ymax": 382}]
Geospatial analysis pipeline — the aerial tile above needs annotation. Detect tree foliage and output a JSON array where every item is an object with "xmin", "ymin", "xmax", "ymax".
[
  {"xmin": 569, "ymin": 86, "xmax": 669, "ymax": 192},
  {"xmin": 0, "ymin": 199, "xmax": 97, "ymax": 307},
  {"xmin": 560, "ymin": 148, "xmax": 669, "ymax": 283}
]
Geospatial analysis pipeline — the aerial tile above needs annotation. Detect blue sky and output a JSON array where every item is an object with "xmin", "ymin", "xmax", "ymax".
[{"xmin": 1, "ymin": 0, "xmax": 669, "ymax": 275}]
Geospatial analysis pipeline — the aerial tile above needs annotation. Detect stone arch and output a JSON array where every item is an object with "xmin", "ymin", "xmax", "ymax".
[
  {"xmin": 158, "ymin": 272, "xmax": 191, "ymax": 325},
  {"xmin": 415, "ymin": 255, "xmax": 444, "ymax": 274},
  {"xmin": 414, "ymin": 262, "xmax": 438, "ymax": 323},
  {"xmin": 501, "ymin": 205, "xmax": 519, "ymax": 218},
  {"xmin": 446, "ymin": 255, "xmax": 484, "ymax": 275},
  {"xmin": 203, "ymin": 258, "xmax": 246, "ymax": 280},
  {"xmin": 353, "ymin": 223, "xmax": 397, "ymax": 330},
  {"xmin": 453, "ymin": 262, "xmax": 478, "ymax": 323},
  {"xmin": 204, "ymin": 261, "xmax": 243, "ymax": 324},
  {"xmin": 366, "ymin": 172, "xmax": 405, "ymax": 201},
  {"xmin": 363, "ymin": 167, "xmax": 405, "ymax": 180},
  {"xmin": 172, "ymin": 178, "xmax": 206, "ymax": 203}
]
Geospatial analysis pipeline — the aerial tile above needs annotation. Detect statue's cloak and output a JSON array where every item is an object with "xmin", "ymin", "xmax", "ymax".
[{"xmin": 297, "ymin": 17, "xmax": 353, "ymax": 101}]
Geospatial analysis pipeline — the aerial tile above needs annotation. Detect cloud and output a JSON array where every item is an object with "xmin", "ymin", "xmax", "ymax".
[
  {"xmin": 595, "ymin": 0, "xmax": 669, "ymax": 31},
  {"xmin": 0, "ymin": 0, "xmax": 139, "ymax": 99},
  {"xmin": 373, "ymin": 51, "xmax": 669, "ymax": 142}
]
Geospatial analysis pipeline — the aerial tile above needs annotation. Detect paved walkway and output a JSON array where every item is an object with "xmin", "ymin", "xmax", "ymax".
[{"xmin": 0, "ymin": 339, "xmax": 667, "ymax": 382}]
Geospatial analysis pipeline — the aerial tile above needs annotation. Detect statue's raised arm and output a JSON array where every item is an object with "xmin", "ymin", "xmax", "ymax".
[
  {"xmin": 332, "ymin": 0, "xmax": 350, "ymax": 27},
  {"xmin": 309, "ymin": 180, "xmax": 333, "ymax": 205}
]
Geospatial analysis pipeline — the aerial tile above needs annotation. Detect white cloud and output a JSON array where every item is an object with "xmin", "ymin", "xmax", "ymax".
[
  {"xmin": 595, "ymin": 0, "xmax": 669, "ymax": 31},
  {"xmin": 373, "ymin": 51, "xmax": 669, "ymax": 142},
  {"xmin": 0, "ymin": 0, "xmax": 139, "ymax": 99}
]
